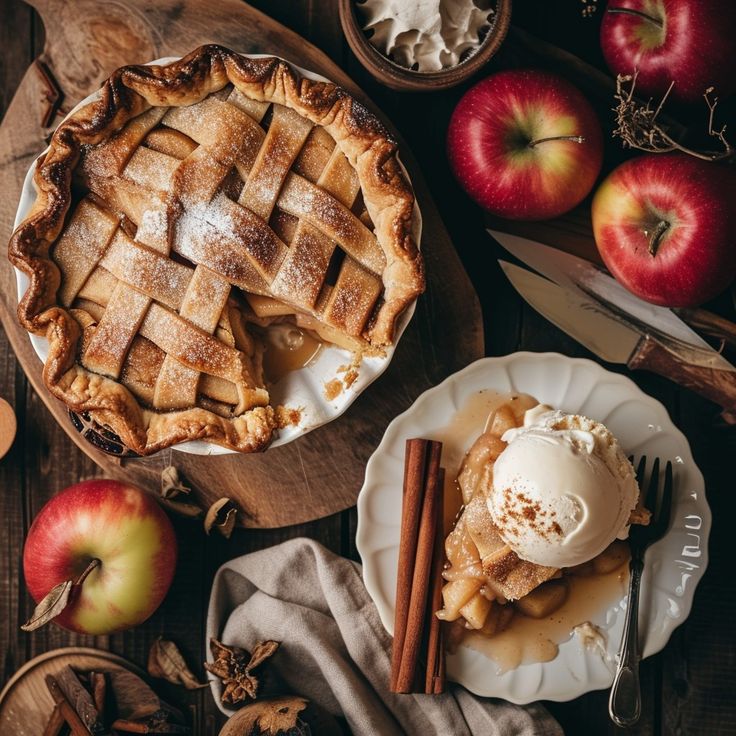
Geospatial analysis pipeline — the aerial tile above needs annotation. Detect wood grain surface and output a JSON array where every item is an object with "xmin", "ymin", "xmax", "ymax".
[
  {"xmin": 0, "ymin": 648, "xmax": 146, "ymax": 735},
  {"xmin": 1, "ymin": 1, "xmax": 735, "ymax": 735},
  {"xmin": 0, "ymin": 0, "xmax": 483, "ymax": 529}
]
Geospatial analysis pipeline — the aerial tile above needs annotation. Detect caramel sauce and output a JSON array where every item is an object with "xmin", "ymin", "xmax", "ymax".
[
  {"xmin": 262, "ymin": 323, "xmax": 322, "ymax": 383},
  {"xmin": 460, "ymin": 563, "xmax": 628, "ymax": 673},
  {"xmin": 428, "ymin": 390, "xmax": 538, "ymax": 533}
]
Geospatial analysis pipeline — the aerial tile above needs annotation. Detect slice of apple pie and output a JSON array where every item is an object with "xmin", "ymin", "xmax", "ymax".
[{"xmin": 439, "ymin": 396, "xmax": 649, "ymax": 635}]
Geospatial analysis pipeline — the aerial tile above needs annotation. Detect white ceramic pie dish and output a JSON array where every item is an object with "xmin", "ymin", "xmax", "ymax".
[
  {"xmin": 357, "ymin": 352, "xmax": 710, "ymax": 703},
  {"xmin": 12, "ymin": 53, "xmax": 421, "ymax": 456}
]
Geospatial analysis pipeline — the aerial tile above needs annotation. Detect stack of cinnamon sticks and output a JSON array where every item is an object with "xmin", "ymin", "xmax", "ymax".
[{"xmin": 390, "ymin": 438, "xmax": 446, "ymax": 694}]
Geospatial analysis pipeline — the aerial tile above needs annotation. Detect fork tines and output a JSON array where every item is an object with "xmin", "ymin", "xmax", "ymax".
[{"xmin": 632, "ymin": 455, "xmax": 674, "ymax": 544}]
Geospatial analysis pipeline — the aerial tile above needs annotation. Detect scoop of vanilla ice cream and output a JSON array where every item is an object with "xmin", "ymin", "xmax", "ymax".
[{"xmin": 487, "ymin": 405, "xmax": 639, "ymax": 568}]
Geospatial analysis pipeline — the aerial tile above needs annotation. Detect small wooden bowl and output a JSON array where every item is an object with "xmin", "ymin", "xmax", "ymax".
[{"xmin": 339, "ymin": 0, "xmax": 512, "ymax": 91}]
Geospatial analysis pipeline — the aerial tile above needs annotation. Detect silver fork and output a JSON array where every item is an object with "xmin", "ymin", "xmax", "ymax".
[{"xmin": 609, "ymin": 456, "xmax": 674, "ymax": 728}]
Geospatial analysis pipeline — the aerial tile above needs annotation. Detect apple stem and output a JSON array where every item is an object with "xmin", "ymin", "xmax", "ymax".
[
  {"xmin": 648, "ymin": 220, "xmax": 670, "ymax": 256},
  {"xmin": 74, "ymin": 558, "xmax": 101, "ymax": 586},
  {"xmin": 527, "ymin": 135, "xmax": 586, "ymax": 148},
  {"xmin": 606, "ymin": 7, "xmax": 663, "ymax": 28}
]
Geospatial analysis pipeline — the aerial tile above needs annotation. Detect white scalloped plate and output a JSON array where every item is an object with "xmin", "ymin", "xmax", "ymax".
[
  {"xmin": 12, "ymin": 53, "xmax": 421, "ymax": 455},
  {"xmin": 357, "ymin": 352, "xmax": 710, "ymax": 703}
]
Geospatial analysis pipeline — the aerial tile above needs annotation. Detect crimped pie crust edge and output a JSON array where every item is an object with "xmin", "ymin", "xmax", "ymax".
[{"xmin": 8, "ymin": 44, "xmax": 425, "ymax": 455}]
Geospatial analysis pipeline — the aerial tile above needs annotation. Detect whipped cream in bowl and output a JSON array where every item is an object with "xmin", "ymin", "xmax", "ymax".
[{"xmin": 358, "ymin": 0, "xmax": 496, "ymax": 71}]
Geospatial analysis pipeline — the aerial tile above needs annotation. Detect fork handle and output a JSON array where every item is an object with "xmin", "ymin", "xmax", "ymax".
[{"xmin": 609, "ymin": 555, "xmax": 644, "ymax": 728}]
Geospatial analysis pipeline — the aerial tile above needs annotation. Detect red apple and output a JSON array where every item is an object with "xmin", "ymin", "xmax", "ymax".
[
  {"xmin": 447, "ymin": 70, "xmax": 603, "ymax": 220},
  {"xmin": 600, "ymin": 0, "xmax": 736, "ymax": 104},
  {"xmin": 592, "ymin": 153, "xmax": 736, "ymax": 307},
  {"xmin": 23, "ymin": 479, "xmax": 177, "ymax": 634}
]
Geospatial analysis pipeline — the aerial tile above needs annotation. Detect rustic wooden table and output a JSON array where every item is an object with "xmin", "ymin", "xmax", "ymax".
[{"xmin": 1, "ymin": 1, "xmax": 735, "ymax": 734}]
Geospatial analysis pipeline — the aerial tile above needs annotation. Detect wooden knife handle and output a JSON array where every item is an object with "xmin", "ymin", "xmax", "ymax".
[
  {"xmin": 675, "ymin": 307, "xmax": 736, "ymax": 350},
  {"xmin": 629, "ymin": 335, "xmax": 736, "ymax": 424}
]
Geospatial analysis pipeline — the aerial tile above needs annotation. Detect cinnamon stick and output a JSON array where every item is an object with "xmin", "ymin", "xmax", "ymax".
[
  {"xmin": 56, "ymin": 665, "xmax": 104, "ymax": 733},
  {"xmin": 394, "ymin": 439, "xmax": 443, "ymax": 693},
  {"xmin": 435, "ymin": 634, "xmax": 446, "ymax": 695},
  {"xmin": 89, "ymin": 671, "xmax": 107, "ymax": 723},
  {"xmin": 390, "ymin": 438, "xmax": 430, "ymax": 691},
  {"xmin": 425, "ymin": 468, "xmax": 446, "ymax": 694},
  {"xmin": 111, "ymin": 721, "xmax": 149, "ymax": 733},
  {"xmin": 41, "ymin": 704, "xmax": 66, "ymax": 736},
  {"xmin": 45, "ymin": 674, "xmax": 93, "ymax": 736}
]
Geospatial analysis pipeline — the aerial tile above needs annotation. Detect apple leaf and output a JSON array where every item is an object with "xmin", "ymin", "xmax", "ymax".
[
  {"xmin": 204, "ymin": 498, "xmax": 238, "ymax": 539},
  {"xmin": 21, "ymin": 579, "xmax": 73, "ymax": 631},
  {"xmin": 148, "ymin": 637, "xmax": 207, "ymax": 690},
  {"xmin": 160, "ymin": 465, "xmax": 192, "ymax": 500}
]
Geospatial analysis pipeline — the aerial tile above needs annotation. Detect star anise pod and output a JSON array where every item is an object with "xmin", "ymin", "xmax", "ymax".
[{"xmin": 204, "ymin": 638, "xmax": 279, "ymax": 705}]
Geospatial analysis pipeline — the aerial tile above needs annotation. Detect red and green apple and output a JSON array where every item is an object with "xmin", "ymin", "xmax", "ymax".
[
  {"xmin": 23, "ymin": 479, "xmax": 177, "ymax": 634},
  {"xmin": 600, "ymin": 0, "xmax": 736, "ymax": 104},
  {"xmin": 592, "ymin": 153, "xmax": 736, "ymax": 307},
  {"xmin": 446, "ymin": 69, "xmax": 603, "ymax": 220}
]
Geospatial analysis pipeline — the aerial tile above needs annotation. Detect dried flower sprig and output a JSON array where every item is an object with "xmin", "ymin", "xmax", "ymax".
[
  {"xmin": 613, "ymin": 72, "xmax": 735, "ymax": 162},
  {"xmin": 580, "ymin": 0, "xmax": 598, "ymax": 19}
]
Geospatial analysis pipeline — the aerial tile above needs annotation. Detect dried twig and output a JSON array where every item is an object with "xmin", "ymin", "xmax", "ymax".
[
  {"xmin": 613, "ymin": 72, "xmax": 735, "ymax": 162},
  {"xmin": 33, "ymin": 60, "xmax": 66, "ymax": 128}
]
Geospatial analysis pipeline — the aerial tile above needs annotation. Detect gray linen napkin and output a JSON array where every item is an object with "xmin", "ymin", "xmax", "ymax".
[{"xmin": 206, "ymin": 537, "xmax": 563, "ymax": 736}]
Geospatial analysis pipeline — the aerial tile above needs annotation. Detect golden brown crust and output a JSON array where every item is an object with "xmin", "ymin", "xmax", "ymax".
[
  {"xmin": 9, "ymin": 45, "xmax": 424, "ymax": 455},
  {"xmin": 482, "ymin": 548, "xmax": 559, "ymax": 601}
]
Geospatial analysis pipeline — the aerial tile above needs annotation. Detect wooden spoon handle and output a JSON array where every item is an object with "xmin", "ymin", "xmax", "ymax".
[{"xmin": 629, "ymin": 335, "xmax": 736, "ymax": 423}]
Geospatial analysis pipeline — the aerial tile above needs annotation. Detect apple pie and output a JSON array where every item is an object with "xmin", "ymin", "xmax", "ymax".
[
  {"xmin": 439, "ymin": 397, "xmax": 649, "ymax": 634},
  {"xmin": 10, "ymin": 45, "xmax": 424, "ymax": 455}
]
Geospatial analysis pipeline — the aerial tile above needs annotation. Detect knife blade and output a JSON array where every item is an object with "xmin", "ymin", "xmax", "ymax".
[
  {"xmin": 500, "ymin": 261, "xmax": 642, "ymax": 362},
  {"xmin": 488, "ymin": 229, "xmax": 714, "ymax": 351},
  {"xmin": 499, "ymin": 261, "xmax": 736, "ymax": 422}
]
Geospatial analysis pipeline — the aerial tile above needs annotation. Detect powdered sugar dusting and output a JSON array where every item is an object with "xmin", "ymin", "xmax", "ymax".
[
  {"xmin": 279, "ymin": 174, "xmax": 385, "ymax": 275},
  {"xmin": 174, "ymin": 194, "xmax": 284, "ymax": 280},
  {"xmin": 136, "ymin": 207, "xmax": 168, "ymax": 250},
  {"xmin": 82, "ymin": 284, "xmax": 149, "ymax": 377},
  {"xmin": 47, "ymin": 81, "xmax": 403, "ymax": 429}
]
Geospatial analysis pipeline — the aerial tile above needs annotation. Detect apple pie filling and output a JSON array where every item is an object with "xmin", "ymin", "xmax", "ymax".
[{"xmin": 438, "ymin": 396, "xmax": 642, "ymax": 671}]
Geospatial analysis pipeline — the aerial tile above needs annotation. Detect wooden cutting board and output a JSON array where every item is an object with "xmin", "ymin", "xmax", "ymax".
[
  {"xmin": 0, "ymin": 647, "xmax": 146, "ymax": 735},
  {"xmin": 0, "ymin": 0, "xmax": 483, "ymax": 528}
]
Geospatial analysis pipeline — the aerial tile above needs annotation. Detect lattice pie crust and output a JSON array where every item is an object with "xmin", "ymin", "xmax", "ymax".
[{"xmin": 10, "ymin": 46, "xmax": 424, "ymax": 455}]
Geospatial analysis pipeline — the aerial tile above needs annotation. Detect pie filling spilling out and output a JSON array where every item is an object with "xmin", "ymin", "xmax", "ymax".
[{"xmin": 10, "ymin": 45, "xmax": 424, "ymax": 455}]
